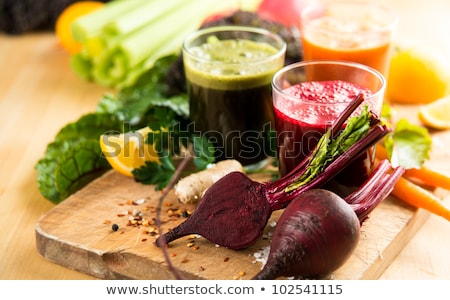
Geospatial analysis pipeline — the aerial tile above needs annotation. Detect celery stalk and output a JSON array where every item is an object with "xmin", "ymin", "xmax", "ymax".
[
  {"xmin": 119, "ymin": 23, "xmax": 200, "ymax": 88},
  {"xmin": 72, "ymin": 0, "xmax": 143, "ymax": 42},
  {"xmin": 102, "ymin": 0, "xmax": 186, "ymax": 37},
  {"xmin": 93, "ymin": 0, "xmax": 213, "ymax": 85},
  {"xmin": 116, "ymin": 1, "xmax": 197, "ymax": 67},
  {"xmin": 84, "ymin": 36, "xmax": 106, "ymax": 59},
  {"xmin": 72, "ymin": 0, "xmax": 244, "ymax": 88},
  {"xmin": 117, "ymin": 0, "xmax": 226, "ymax": 68},
  {"xmin": 70, "ymin": 53, "xmax": 93, "ymax": 81}
]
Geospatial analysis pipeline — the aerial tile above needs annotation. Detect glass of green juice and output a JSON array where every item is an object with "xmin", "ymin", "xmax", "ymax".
[{"xmin": 182, "ymin": 26, "xmax": 286, "ymax": 166}]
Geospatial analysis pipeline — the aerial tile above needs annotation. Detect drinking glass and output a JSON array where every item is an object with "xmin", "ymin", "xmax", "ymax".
[
  {"xmin": 272, "ymin": 60, "xmax": 386, "ymax": 187},
  {"xmin": 183, "ymin": 26, "xmax": 286, "ymax": 166},
  {"xmin": 300, "ymin": 1, "xmax": 398, "ymax": 77}
]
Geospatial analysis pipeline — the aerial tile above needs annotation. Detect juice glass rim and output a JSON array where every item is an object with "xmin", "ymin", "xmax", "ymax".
[
  {"xmin": 272, "ymin": 60, "xmax": 386, "ymax": 105},
  {"xmin": 300, "ymin": 1, "xmax": 398, "ymax": 36},
  {"xmin": 182, "ymin": 25, "xmax": 287, "ymax": 67}
]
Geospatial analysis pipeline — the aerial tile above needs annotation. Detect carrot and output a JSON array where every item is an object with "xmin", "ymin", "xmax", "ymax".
[
  {"xmin": 55, "ymin": 1, "xmax": 105, "ymax": 54},
  {"xmin": 391, "ymin": 176, "xmax": 450, "ymax": 222},
  {"xmin": 404, "ymin": 167, "xmax": 450, "ymax": 190},
  {"xmin": 376, "ymin": 143, "xmax": 450, "ymax": 190},
  {"xmin": 375, "ymin": 143, "xmax": 389, "ymax": 160}
]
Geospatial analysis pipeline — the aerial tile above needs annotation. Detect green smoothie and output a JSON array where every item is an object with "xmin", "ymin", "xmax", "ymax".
[{"xmin": 183, "ymin": 33, "xmax": 285, "ymax": 165}]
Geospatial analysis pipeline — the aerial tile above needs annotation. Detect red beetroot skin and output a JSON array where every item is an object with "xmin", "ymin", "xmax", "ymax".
[
  {"xmin": 253, "ymin": 189, "xmax": 360, "ymax": 280},
  {"xmin": 158, "ymin": 172, "xmax": 272, "ymax": 250},
  {"xmin": 155, "ymin": 94, "xmax": 390, "ymax": 251}
]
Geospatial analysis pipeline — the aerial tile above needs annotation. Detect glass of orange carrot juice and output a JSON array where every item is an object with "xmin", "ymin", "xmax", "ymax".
[{"xmin": 300, "ymin": 1, "xmax": 398, "ymax": 77}]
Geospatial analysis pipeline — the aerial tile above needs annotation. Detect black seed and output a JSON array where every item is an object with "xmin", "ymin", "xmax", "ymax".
[{"xmin": 112, "ymin": 224, "xmax": 119, "ymax": 231}]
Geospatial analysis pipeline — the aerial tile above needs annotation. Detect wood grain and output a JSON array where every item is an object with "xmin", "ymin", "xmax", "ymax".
[{"xmin": 35, "ymin": 169, "xmax": 434, "ymax": 280}]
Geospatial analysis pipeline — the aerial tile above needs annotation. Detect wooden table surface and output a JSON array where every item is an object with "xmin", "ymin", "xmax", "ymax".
[{"xmin": 1, "ymin": 0, "xmax": 450, "ymax": 280}]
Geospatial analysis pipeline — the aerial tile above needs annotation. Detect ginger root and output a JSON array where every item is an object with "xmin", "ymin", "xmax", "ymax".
[{"xmin": 174, "ymin": 159, "xmax": 244, "ymax": 204}]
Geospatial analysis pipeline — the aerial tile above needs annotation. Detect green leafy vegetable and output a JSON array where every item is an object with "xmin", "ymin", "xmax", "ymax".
[
  {"xmin": 380, "ymin": 102, "xmax": 433, "ymax": 169},
  {"xmin": 36, "ymin": 55, "xmax": 192, "ymax": 203},
  {"xmin": 132, "ymin": 155, "xmax": 176, "ymax": 190},
  {"xmin": 192, "ymin": 135, "xmax": 216, "ymax": 170},
  {"xmin": 133, "ymin": 129, "xmax": 216, "ymax": 189},
  {"xmin": 96, "ymin": 55, "xmax": 189, "ymax": 126},
  {"xmin": 285, "ymin": 105, "xmax": 373, "ymax": 192},
  {"xmin": 383, "ymin": 118, "xmax": 433, "ymax": 169},
  {"xmin": 35, "ymin": 113, "xmax": 122, "ymax": 203}
]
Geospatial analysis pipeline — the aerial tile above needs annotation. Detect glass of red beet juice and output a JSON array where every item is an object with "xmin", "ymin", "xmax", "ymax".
[
  {"xmin": 183, "ymin": 26, "xmax": 286, "ymax": 166},
  {"xmin": 272, "ymin": 60, "xmax": 386, "ymax": 188}
]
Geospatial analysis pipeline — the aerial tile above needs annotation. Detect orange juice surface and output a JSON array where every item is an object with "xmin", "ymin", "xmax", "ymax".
[{"xmin": 301, "ymin": 15, "xmax": 394, "ymax": 76}]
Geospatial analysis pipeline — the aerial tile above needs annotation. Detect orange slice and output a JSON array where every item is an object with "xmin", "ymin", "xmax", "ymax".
[{"xmin": 99, "ymin": 127, "xmax": 159, "ymax": 177}]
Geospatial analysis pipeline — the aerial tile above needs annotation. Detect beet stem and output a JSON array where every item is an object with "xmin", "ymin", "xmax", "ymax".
[
  {"xmin": 266, "ymin": 124, "xmax": 390, "ymax": 210},
  {"xmin": 330, "ymin": 93, "xmax": 364, "ymax": 139},
  {"xmin": 275, "ymin": 94, "xmax": 365, "ymax": 185},
  {"xmin": 345, "ymin": 159, "xmax": 392, "ymax": 205},
  {"xmin": 349, "ymin": 163, "xmax": 405, "ymax": 221}
]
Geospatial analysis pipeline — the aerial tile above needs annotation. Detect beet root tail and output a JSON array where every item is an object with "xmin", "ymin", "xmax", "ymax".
[{"xmin": 155, "ymin": 222, "xmax": 192, "ymax": 248}]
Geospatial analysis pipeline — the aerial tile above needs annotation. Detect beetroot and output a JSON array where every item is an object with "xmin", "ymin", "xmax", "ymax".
[
  {"xmin": 252, "ymin": 160, "xmax": 404, "ymax": 279},
  {"xmin": 162, "ymin": 171, "xmax": 271, "ymax": 249},
  {"xmin": 253, "ymin": 189, "xmax": 361, "ymax": 279},
  {"xmin": 156, "ymin": 94, "xmax": 391, "ymax": 250}
]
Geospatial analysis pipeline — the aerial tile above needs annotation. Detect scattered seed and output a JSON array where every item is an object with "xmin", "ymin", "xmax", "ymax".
[
  {"xmin": 111, "ymin": 224, "xmax": 119, "ymax": 231},
  {"xmin": 133, "ymin": 198, "xmax": 145, "ymax": 205},
  {"xmin": 224, "ymin": 257, "xmax": 230, "ymax": 262}
]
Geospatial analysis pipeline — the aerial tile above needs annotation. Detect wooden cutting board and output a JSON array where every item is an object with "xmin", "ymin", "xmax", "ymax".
[
  {"xmin": 35, "ymin": 104, "xmax": 450, "ymax": 280},
  {"xmin": 35, "ymin": 165, "xmax": 441, "ymax": 280}
]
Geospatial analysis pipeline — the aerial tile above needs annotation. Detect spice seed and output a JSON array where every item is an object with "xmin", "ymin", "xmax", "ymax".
[{"xmin": 111, "ymin": 224, "xmax": 119, "ymax": 231}]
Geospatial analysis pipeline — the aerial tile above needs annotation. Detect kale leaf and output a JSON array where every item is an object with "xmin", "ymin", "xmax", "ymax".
[{"xmin": 35, "ymin": 55, "xmax": 190, "ymax": 203}]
